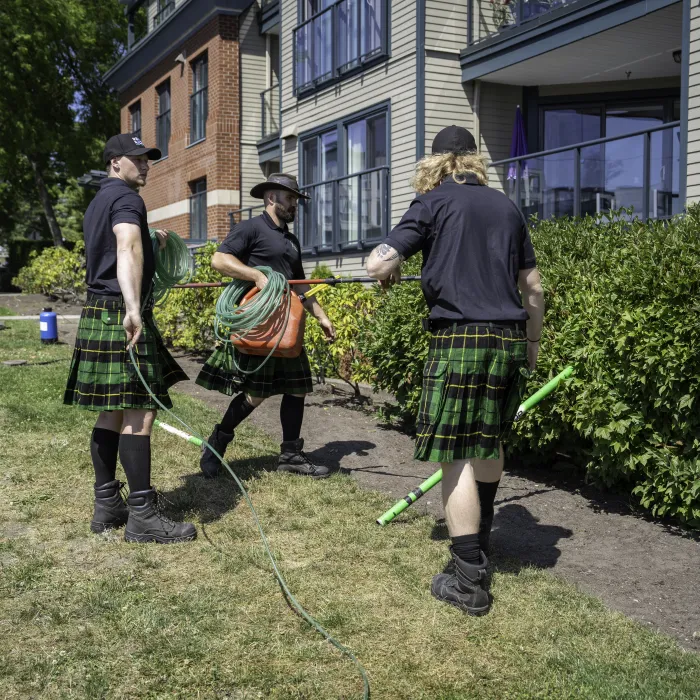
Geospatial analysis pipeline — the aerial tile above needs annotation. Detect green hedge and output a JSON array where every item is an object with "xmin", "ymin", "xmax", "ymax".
[{"xmin": 11, "ymin": 241, "xmax": 86, "ymax": 301}]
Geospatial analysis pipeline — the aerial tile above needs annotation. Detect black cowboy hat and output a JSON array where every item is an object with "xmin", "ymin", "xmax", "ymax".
[{"xmin": 250, "ymin": 173, "xmax": 311, "ymax": 200}]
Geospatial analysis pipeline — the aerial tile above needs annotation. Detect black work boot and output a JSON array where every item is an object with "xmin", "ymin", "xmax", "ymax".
[
  {"xmin": 199, "ymin": 424, "xmax": 234, "ymax": 479},
  {"xmin": 90, "ymin": 480, "xmax": 129, "ymax": 533},
  {"xmin": 277, "ymin": 438, "xmax": 330, "ymax": 479},
  {"xmin": 431, "ymin": 548, "xmax": 491, "ymax": 616},
  {"xmin": 124, "ymin": 489, "xmax": 197, "ymax": 543}
]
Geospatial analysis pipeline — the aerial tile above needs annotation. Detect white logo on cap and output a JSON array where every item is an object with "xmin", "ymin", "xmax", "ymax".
[{"xmin": 132, "ymin": 137, "xmax": 144, "ymax": 146}]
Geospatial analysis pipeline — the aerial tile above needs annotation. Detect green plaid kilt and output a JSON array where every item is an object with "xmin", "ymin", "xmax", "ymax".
[
  {"xmin": 414, "ymin": 324, "xmax": 530, "ymax": 463},
  {"xmin": 195, "ymin": 344, "xmax": 313, "ymax": 398},
  {"xmin": 63, "ymin": 294, "xmax": 188, "ymax": 412}
]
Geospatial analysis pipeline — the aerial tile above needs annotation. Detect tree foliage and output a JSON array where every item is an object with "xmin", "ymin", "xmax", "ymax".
[{"xmin": 0, "ymin": 0, "xmax": 127, "ymax": 245}]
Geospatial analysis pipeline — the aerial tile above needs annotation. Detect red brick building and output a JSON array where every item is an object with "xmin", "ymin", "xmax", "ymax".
[{"xmin": 105, "ymin": 0, "xmax": 280, "ymax": 244}]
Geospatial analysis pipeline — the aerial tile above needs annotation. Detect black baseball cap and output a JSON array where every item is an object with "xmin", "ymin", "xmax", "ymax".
[
  {"xmin": 103, "ymin": 134, "xmax": 161, "ymax": 165},
  {"xmin": 431, "ymin": 125, "xmax": 477, "ymax": 154}
]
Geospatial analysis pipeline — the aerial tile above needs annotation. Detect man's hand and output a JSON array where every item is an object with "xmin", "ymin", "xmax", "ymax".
[
  {"xmin": 527, "ymin": 340, "xmax": 539, "ymax": 370},
  {"xmin": 379, "ymin": 268, "xmax": 401, "ymax": 291},
  {"xmin": 154, "ymin": 229, "xmax": 169, "ymax": 250},
  {"xmin": 319, "ymin": 317, "xmax": 336, "ymax": 342},
  {"xmin": 123, "ymin": 310, "xmax": 143, "ymax": 349},
  {"xmin": 254, "ymin": 270, "xmax": 269, "ymax": 290}
]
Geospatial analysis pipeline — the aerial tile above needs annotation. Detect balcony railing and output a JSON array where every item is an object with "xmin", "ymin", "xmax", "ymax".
[
  {"xmin": 468, "ymin": 0, "xmax": 577, "ymax": 46},
  {"xmin": 299, "ymin": 166, "xmax": 389, "ymax": 251},
  {"xmin": 260, "ymin": 84, "xmax": 280, "ymax": 140},
  {"xmin": 489, "ymin": 121, "xmax": 681, "ymax": 222},
  {"xmin": 153, "ymin": 1, "xmax": 175, "ymax": 29},
  {"xmin": 228, "ymin": 205, "xmax": 266, "ymax": 230}
]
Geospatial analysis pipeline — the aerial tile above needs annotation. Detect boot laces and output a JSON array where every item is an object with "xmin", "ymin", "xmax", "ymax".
[
  {"xmin": 117, "ymin": 481, "xmax": 129, "ymax": 502},
  {"xmin": 151, "ymin": 490, "xmax": 177, "ymax": 527}
]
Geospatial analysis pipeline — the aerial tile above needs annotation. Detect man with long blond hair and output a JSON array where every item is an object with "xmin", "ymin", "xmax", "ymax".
[{"xmin": 367, "ymin": 125, "xmax": 544, "ymax": 615}]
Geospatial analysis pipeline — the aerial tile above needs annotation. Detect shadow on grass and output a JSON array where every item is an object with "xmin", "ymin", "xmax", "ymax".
[{"xmin": 430, "ymin": 503, "xmax": 574, "ymax": 571}]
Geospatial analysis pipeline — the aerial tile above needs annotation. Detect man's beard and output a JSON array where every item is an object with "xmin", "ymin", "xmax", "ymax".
[{"xmin": 274, "ymin": 202, "xmax": 296, "ymax": 223}]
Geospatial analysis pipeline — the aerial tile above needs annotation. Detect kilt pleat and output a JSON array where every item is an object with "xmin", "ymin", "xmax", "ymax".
[
  {"xmin": 63, "ymin": 295, "xmax": 188, "ymax": 411},
  {"xmin": 195, "ymin": 344, "xmax": 313, "ymax": 398},
  {"xmin": 414, "ymin": 325, "xmax": 529, "ymax": 462}
]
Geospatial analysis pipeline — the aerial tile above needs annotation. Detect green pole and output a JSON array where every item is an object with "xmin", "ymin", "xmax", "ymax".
[
  {"xmin": 154, "ymin": 418, "xmax": 203, "ymax": 447},
  {"xmin": 375, "ymin": 366, "xmax": 574, "ymax": 526}
]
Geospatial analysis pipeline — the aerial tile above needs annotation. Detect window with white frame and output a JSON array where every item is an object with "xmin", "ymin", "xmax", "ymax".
[
  {"xmin": 189, "ymin": 178, "xmax": 207, "ymax": 240},
  {"xmin": 156, "ymin": 80, "xmax": 171, "ymax": 158},
  {"xmin": 190, "ymin": 54, "xmax": 208, "ymax": 143},
  {"xmin": 130, "ymin": 102, "xmax": 141, "ymax": 140},
  {"xmin": 294, "ymin": 0, "xmax": 388, "ymax": 94},
  {"xmin": 299, "ymin": 106, "xmax": 388, "ymax": 251}
]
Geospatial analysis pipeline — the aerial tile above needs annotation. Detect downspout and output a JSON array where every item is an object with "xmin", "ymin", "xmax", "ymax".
[
  {"xmin": 416, "ymin": 0, "xmax": 426, "ymax": 160},
  {"xmin": 680, "ymin": 0, "xmax": 690, "ymax": 208}
]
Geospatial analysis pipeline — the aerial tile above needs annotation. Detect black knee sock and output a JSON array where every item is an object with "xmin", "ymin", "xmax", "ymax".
[
  {"xmin": 91, "ymin": 428, "xmax": 121, "ymax": 487},
  {"xmin": 119, "ymin": 435, "xmax": 152, "ymax": 493},
  {"xmin": 220, "ymin": 393, "xmax": 256, "ymax": 434},
  {"xmin": 451, "ymin": 533, "xmax": 481, "ymax": 565},
  {"xmin": 477, "ymin": 480, "xmax": 500, "ymax": 526},
  {"xmin": 280, "ymin": 394, "xmax": 305, "ymax": 442}
]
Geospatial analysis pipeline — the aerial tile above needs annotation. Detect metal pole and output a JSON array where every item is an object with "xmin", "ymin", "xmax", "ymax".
[
  {"xmin": 642, "ymin": 131, "xmax": 650, "ymax": 221},
  {"xmin": 172, "ymin": 276, "xmax": 422, "ymax": 289},
  {"xmin": 574, "ymin": 146, "xmax": 581, "ymax": 217}
]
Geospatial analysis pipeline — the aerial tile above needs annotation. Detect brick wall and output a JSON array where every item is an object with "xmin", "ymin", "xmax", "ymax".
[{"xmin": 119, "ymin": 14, "xmax": 241, "ymax": 242}]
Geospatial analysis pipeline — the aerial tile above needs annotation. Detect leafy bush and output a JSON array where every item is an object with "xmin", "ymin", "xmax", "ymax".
[
  {"xmin": 357, "ymin": 254, "xmax": 429, "ymax": 421},
  {"xmin": 154, "ymin": 242, "xmax": 225, "ymax": 353},
  {"xmin": 12, "ymin": 241, "xmax": 86, "ymax": 301},
  {"xmin": 303, "ymin": 263, "xmax": 377, "ymax": 395},
  {"xmin": 509, "ymin": 208, "xmax": 700, "ymax": 528}
]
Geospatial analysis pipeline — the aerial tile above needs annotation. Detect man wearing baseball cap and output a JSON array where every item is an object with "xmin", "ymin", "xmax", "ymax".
[
  {"xmin": 195, "ymin": 174, "xmax": 336, "ymax": 479},
  {"xmin": 366, "ymin": 125, "xmax": 545, "ymax": 615},
  {"xmin": 64, "ymin": 134, "xmax": 196, "ymax": 544}
]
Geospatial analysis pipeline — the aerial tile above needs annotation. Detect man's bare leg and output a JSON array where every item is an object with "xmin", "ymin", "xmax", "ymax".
[{"xmin": 472, "ymin": 446, "xmax": 504, "ymax": 555}]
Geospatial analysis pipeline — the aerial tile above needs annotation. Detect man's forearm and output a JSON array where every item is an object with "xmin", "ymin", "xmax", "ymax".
[
  {"xmin": 117, "ymin": 246, "xmax": 143, "ymax": 313},
  {"xmin": 522, "ymin": 289, "xmax": 544, "ymax": 341},
  {"xmin": 367, "ymin": 243, "xmax": 403, "ymax": 280},
  {"xmin": 212, "ymin": 252, "xmax": 263, "ymax": 284}
]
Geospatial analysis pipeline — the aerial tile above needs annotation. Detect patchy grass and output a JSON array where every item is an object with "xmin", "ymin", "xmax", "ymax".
[
  {"xmin": 1, "ymin": 320, "xmax": 699, "ymax": 699},
  {"xmin": 0, "ymin": 306, "xmax": 16, "ymax": 316}
]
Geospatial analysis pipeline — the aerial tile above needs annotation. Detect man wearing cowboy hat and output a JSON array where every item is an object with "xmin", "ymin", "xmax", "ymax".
[{"xmin": 196, "ymin": 174, "xmax": 336, "ymax": 478}]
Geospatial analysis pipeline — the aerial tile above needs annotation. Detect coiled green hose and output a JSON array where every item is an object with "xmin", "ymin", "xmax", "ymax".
[
  {"xmin": 213, "ymin": 266, "xmax": 291, "ymax": 374},
  {"xmin": 149, "ymin": 229, "xmax": 194, "ymax": 303}
]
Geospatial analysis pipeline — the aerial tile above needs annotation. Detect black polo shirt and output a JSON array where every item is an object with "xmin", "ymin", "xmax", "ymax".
[
  {"xmin": 83, "ymin": 177, "xmax": 154, "ymax": 297},
  {"xmin": 385, "ymin": 174, "xmax": 536, "ymax": 324},
  {"xmin": 217, "ymin": 211, "xmax": 305, "ymax": 281}
]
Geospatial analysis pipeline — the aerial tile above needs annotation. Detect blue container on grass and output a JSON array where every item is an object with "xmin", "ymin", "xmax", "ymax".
[{"xmin": 40, "ymin": 307, "xmax": 58, "ymax": 344}]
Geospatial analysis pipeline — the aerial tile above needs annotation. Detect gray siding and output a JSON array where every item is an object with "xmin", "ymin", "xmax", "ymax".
[
  {"xmin": 239, "ymin": 3, "xmax": 268, "ymax": 211},
  {"xmin": 302, "ymin": 253, "xmax": 370, "ymax": 278},
  {"xmin": 425, "ymin": 51, "xmax": 475, "ymax": 151},
  {"xmin": 688, "ymin": 0, "xmax": 700, "ymax": 202},
  {"xmin": 426, "ymin": 0, "xmax": 467, "ymax": 53},
  {"xmin": 279, "ymin": 0, "xmax": 418, "ymax": 227}
]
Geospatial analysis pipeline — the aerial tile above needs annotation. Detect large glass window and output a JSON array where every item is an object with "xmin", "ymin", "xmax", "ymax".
[
  {"xmin": 191, "ymin": 54, "xmax": 208, "ymax": 143},
  {"xmin": 189, "ymin": 179, "xmax": 207, "ymax": 241},
  {"xmin": 156, "ymin": 81, "xmax": 171, "ymax": 158},
  {"xmin": 294, "ymin": 0, "xmax": 387, "ymax": 94},
  {"xmin": 129, "ymin": 102, "xmax": 141, "ymax": 141},
  {"xmin": 299, "ymin": 108, "xmax": 388, "ymax": 250}
]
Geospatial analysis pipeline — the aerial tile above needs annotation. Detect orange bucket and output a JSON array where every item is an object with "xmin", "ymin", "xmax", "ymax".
[{"xmin": 231, "ymin": 287, "xmax": 306, "ymax": 358}]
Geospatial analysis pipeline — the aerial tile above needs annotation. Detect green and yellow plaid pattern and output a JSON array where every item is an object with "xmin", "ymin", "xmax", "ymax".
[
  {"xmin": 195, "ymin": 345, "xmax": 313, "ymax": 398},
  {"xmin": 63, "ymin": 295, "xmax": 188, "ymax": 411},
  {"xmin": 414, "ymin": 324, "xmax": 529, "ymax": 462}
]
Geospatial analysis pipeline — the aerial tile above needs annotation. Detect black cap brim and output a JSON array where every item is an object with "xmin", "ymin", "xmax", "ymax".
[
  {"xmin": 125, "ymin": 146, "xmax": 162, "ymax": 161},
  {"xmin": 250, "ymin": 182, "xmax": 311, "ymax": 200}
]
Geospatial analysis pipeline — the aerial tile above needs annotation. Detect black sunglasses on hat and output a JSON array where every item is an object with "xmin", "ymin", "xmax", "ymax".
[{"xmin": 103, "ymin": 134, "xmax": 162, "ymax": 164}]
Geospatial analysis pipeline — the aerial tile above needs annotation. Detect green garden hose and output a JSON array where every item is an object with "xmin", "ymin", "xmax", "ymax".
[
  {"xmin": 212, "ymin": 266, "xmax": 292, "ymax": 375},
  {"xmin": 129, "ymin": 245, "xmax": 370, "ymax": 698},
  {"xmin": 148, "ymin": 229, "xmax": 194, "ymax": 303}
]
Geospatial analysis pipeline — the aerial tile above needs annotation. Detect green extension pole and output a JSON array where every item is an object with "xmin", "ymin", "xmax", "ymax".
[
  {"xmin": 154, "ymin": 418, "xmax": 203, "ymax": 447},
  {"xmin": 376, "ymin": 365, "xmax": 574, "ymax": 526}
]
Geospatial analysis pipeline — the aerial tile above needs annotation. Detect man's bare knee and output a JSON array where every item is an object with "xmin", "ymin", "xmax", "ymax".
[
  {"xmin": 96, "ymin": 410, "xmax": 123, "ymax": 432},
  {"xmin": 244, "ymin": 394, "xmax": 265, "ymax": 408},
  {"xmin": 121, "ymin": 409, "xmax": 157, "ymax": 436},
  {"xmin": 472, "ymin": 445, "xmax": 504, "ymax": 483}
]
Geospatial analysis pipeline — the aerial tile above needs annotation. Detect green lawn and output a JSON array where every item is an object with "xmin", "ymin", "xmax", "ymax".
[
  {"xmin": 0, "ymin": 306, "xmax": 16, "ymax": 316},
  {"xmin": 1, "ymin": 319, "xmax": 699, "ymax": 699}
]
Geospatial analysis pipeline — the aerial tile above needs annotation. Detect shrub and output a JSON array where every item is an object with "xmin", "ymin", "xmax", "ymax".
[
  {"xmin": 357, "ymin": 254, "xmax": 429, "ymax": 422},
  {"xmin": 12, "ymin": 241, "xmax": 86, "ymax": 302},
  {"xmin": 154, "ymin": 242, "xmax": 225, "ymax": 353},
  {"xmin": 303, "ymin": 263, "xmax": 377, "ymax": 395},
  {"xmin": 507, "ymin": 208, "xmax": 700, "ymax": 528}
]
